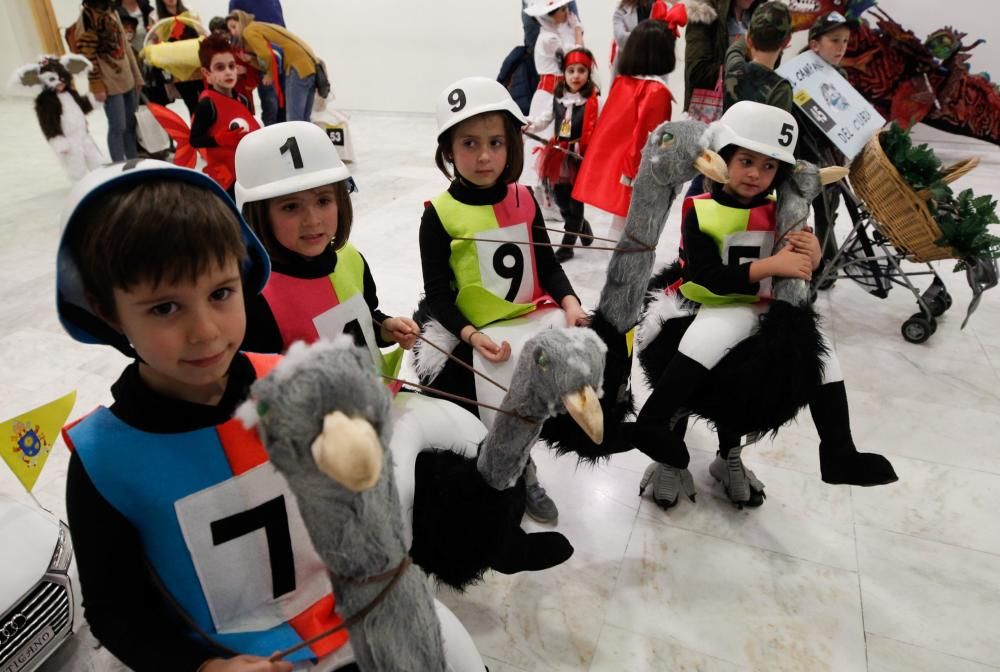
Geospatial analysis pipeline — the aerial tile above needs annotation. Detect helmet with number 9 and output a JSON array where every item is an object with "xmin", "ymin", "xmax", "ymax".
[
  {"xmin": 234, "ymin": 121, "xmax": 354, "ymax": 210},
  {"xmin": 710, "ymin": 101, "xmax": 799, "ymax": 165},
  {"xmin": 435, "ymin": 77, "xmax": 527, "ymax": 142}
]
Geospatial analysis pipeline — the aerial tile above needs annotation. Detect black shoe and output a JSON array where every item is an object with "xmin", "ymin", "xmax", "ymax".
[
  {"xmin": 580, "ymin": 219, "xmax": 593, "ymax": 246},
  {"xmin": 555, "ymin": 246, "xmax": 574, "ymax": 262},
  {"xmin": 811, "ymin": 382, "xmax": 899, "ymax": 486},
  {"xmin": 490, "ymin": 528, "xmax": 573, "ymax": 574}
]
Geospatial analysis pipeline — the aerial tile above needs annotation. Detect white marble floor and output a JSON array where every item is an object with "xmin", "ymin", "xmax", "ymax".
[{"xmin": 2, "ymin": 96, "xmax": 999, "ymax": 672}]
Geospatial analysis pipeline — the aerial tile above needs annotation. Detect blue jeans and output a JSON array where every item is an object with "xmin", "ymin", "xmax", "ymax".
[
  {"xmin": 105, "ymin": 89, "xmax": 138, "ymax": 161},
  {"xmin": 258, "ymin": 81, "xmax": 280, "ymax": 126},
  {"xmin": 284, "ymin": 69, "xmax": 315, "ymax": 122}
]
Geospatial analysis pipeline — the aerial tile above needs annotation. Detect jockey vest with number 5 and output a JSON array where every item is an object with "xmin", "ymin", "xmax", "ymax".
[
  {"xmin": 62, "ymin": 353, "xmax": 347, "ymax": 663},
  {"xmin": 433, "ymin": 183, "xmax": 547, "ymax": 328},
  {"xmin": 262, "ymin": 242, "xmax": 402, "ymax": 379},
  {"xmin": 679, "ymin": 193, "xmax": 777, "ymax": 306}
]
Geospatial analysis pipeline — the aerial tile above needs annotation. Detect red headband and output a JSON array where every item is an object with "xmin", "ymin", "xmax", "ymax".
[
  {"xmin": 564, "ymin": 50, "xmax": 594, "ymax": 70},
  {"xmin": 651, "ymin": 1, "xmax": 688, "ymax": 37}
]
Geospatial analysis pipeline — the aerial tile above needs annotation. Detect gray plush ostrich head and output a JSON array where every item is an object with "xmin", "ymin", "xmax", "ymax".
[
  {"xmin": 239, "ymin": 337, "xmax": 448, "ymax": 671},
  {"xmin": 478, "ymin": 328, "xmax": 606, "ymax": 489},
  {"xmin": 243, "ymin": 337, "xmax": 393, "ymax": 498},
  {"xmin": 598, "ymin": 120, "xmax": 729, "ymax": 332}
]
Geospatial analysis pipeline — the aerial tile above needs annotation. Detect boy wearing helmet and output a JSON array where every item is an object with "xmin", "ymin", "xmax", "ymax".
[
  {"xmin": 56, "ymin": 161, "xmax": 348, "ymax": 671},
  {"xmin": 633, "ymin": 102, "xmax": 897, "ymax": 508},
  {"xmin": 236, "ymin": 121, "xmax": 418, "ymax": 369}
]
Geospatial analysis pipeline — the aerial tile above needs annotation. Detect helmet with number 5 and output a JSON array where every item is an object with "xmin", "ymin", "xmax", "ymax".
[
  {"xmin": 710, "ymin": 101, "xmax": 798, "ymax": 165},
  {"xmin": 435, "ymin": 76, "xmax": 527, "ymax": 141},
  {"xmin": 234, "ymin": 121, "xmax": 354, "ymax": 210}
]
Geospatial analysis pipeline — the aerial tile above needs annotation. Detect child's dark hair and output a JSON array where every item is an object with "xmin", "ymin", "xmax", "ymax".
[
  {"xmin": 242, "ymin": 181, "xmax": 354, "ymax": 266},
  {"xmin": 718, "ymin": 144, "xmax": 793, "ymax": 191},
  {"xmin": 209, "ymin": 16, "xmax": 228, "ymax": 33},
  {"xmin": 155, "ymin": 0, "xmax": 188, "ymax": 17},
  {"xmin": 554, "ymin": 47, "xmax": 598, "ymax": 99},
  {"xmin": 435, "ymin": 112, "xmax": 524, "ymax": 184},
  {"xmin": 616, "ymin": 20, "xmax": 677, "ymax": 77},
  {"xmin": 199, "ymin": 35, "xmax": 234, "ymax": 69},
  {"xmin": 68, "ymin": 180, "xmax": 247, "ymax": 321}
]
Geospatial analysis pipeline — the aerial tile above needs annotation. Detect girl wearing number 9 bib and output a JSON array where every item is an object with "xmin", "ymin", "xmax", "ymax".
[
  {"xmin": 414, "ymin": 77, "xmax": 587, "ymax": 524},
  {"xmin": 236, "ymin": 122, "xmax": 419, "ymax": 376}
]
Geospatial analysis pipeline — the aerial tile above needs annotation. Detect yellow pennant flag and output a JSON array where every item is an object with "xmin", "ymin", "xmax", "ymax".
[{"xmin": 1, "ymin": 390, "xmax": 77, "ymax": 492}]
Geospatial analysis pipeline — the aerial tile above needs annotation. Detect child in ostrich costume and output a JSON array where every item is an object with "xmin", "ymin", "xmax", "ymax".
[
  {"xmin": 241, "ymin": 331, "xmax": 605, "ymax": 668},
  {"xmin": 14, "ymin": 55, "xmax": 105, "ymax": 180},
  {"xmin": 633, "ymin": 102, "xmax": 897, "ymax": 509}
]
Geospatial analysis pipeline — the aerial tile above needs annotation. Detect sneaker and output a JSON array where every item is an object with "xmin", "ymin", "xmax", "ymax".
[{"xmin": 525, "ymin": 481, "xmax": 559, "ymax": 524}]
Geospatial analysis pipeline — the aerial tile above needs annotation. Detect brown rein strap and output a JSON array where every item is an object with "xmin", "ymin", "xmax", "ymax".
[
  {"xmin": 382, "ymin": 374, "xmax": 538, "ymax": 424},
  {"xmin": 269, "ymin": 557, "xmax": 413, "ymax": 663},
  {"xmin": 374, "ymin": 318, "xmax": 509, "ymax": 393},
  {"xmin": 450, "ymin": 235, "xmax": 653, "ymax": 253}
]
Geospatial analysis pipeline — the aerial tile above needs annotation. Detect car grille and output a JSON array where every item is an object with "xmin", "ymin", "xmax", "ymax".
[{"xmin": 0, "ymin": 580, "xmax": 71, "ymax": 668}]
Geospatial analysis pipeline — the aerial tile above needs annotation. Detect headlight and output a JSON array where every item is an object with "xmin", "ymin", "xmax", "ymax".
[{"xmin": 48, "ymin": 522, "xmax": 73, "ymax": 574}]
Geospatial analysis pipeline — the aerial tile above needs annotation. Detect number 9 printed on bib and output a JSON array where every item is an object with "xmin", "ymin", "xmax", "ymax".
[{"xmin": 474, "ymin": 222, "xmax": 537, "ymax": 305}]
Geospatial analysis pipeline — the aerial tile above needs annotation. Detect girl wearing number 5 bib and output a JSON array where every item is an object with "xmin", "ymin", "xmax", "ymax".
[
  {"xmin": 414, "ymin": 77, "xmax": 587, "ymax": 524},
  {"xmin": 237, "ymin": 121, "xmax": 418, "ymax": 381}
]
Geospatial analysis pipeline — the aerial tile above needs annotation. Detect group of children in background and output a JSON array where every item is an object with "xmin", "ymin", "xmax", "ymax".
[{"xmin": 49, "ymin": 3, "xmax": 900, "ymax": 670}]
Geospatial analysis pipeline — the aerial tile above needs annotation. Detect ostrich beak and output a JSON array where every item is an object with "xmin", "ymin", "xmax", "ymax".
[
  {"xmin": 310, "ymin": 411, "xmax": 383, "ymax": 492},
  {"xmin": 693, "ymin": 150, "xmax": 729, "ymax": 183},
  {"xmin": 819, "ymin": 166, "xmax": 850, "ymax": 185},
  {"xmin": 563, "ymin": 386, "xmax": 604, "ymax": 444}
]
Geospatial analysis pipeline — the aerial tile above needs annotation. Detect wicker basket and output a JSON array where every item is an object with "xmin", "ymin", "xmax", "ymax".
[{"xmin": 849, "ymin": 129, "xmax": 980, "ymax": 262}]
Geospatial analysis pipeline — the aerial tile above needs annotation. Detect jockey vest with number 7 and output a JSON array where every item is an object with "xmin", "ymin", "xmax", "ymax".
[
  {"xmin": 262, "ymin": 242, "xmax": 403, "ymax": 380},
  {"xmin": 432, "ymin": 183, "xmax": 551, "ymax": 328},
  {"xmin": 679, "ymin": 193, "xmax": 777, "ymax": 306},
  {"xmin": 62, "ymin": 353, "xmax": 347, "ymax": 663}
]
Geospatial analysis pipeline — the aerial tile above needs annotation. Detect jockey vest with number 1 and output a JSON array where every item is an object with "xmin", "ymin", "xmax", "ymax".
[
  {"xmin": 432, "ymin": 183, "xmax": 551, "ymax": 328},
  {"xmin": 62, "ymin": 353, "xmax": 347, "ymax": 663},
  {"xmin": 679, "ymin": 193, "xmax": 777, "ymax": 306},
  {"xmin": 262, "ymin": 242, "xmax": 403, "ymax": 380}
]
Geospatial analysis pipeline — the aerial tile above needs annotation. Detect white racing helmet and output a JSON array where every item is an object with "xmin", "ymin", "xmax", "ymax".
[
  {"xmin": 710, "ymin": 101, "xmax": 799, "ymax": 165},
  {"xmin": 523, "ymin": 0, "xmax": 574, "ymax": 16},
  {"xmin": 55, "ymin": 159, "xmax": 270, "ymax": 354},
  {"xmin": 436, "ymin": 77, "xmax": 527, "ymax": 142},
  {"xmin": 235, "ymin": 121, "xmax": 355, "ymax": 211}
]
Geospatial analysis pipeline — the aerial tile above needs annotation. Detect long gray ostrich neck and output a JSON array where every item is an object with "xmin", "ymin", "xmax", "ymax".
[
  {"xmin": 477, "ymin": 363, "xmax": 547, "ymax": 490},
  {"xmin": 290, "ymin": 464, "xmax": 407, "ymax": 580},
  {"xmin": 773, "ymin": 163, "xmax": 824, "ymax": 307},
  {"xmin": 594, "ymin": 122, "xmax": 710, "ymax": 333},
  {"xmin": 597, "ymin": 167, "xmax": 683, "ymax": 332}
]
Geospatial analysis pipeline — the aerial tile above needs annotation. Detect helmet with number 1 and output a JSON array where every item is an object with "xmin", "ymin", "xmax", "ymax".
[
  {"xmin": 234, "ymin": 121, "xmax": 354, "ymax": 211},
  {"xmin": 435, "ymin": 77, "xmax": 527, "ymax": 142},
  {"xmin": 710, "ymin": 101, "xmax": 799, "ymax": 165}
]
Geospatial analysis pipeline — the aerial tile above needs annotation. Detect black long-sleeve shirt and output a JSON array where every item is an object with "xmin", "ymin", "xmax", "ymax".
[
  {"xmin": 418, "ymin": 179, "xmax": 576, "ymax": 336},
  {"xmin": 65, "ymin": 355, "xmax": 258, "ymax": 672},
  {"xmin": 241, "ymin": 244, "xmax": 392, "ymax": 354},
  {"xmin": 680, "ymin": 184, "xmax": 775, "ymax": 297}
]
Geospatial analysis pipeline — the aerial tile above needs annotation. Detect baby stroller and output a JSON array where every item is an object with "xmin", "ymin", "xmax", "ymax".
[{"xmin": 813, "ymin": 129, "xmax": 998, "ymax": 343}]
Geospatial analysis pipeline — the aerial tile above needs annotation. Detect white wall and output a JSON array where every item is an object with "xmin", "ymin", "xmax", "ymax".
[
  {"xmin": 7, "ymin": 0, "xmax": 999, "ymax": 112},
  {"xmin": 1, "ymin": 3, "xmax": 47, "ymax": 98}
]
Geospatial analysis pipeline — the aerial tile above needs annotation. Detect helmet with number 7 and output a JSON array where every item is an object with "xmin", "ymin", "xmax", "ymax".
[
  {"xmin": 710, "ymin": 101, "xmax": 799, "ymax": 165},
  {"xmin": 234, "ymin": 121, "xmax": 354, "ymax": 211},
  {"xmin": 435, "ymin": 76, "xmax": 527, "ymax": 142}
]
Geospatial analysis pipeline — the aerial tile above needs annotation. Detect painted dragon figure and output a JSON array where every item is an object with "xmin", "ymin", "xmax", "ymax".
[{"xmin": 789, "ymin": 2, "xmax": 1000, "ymax": 145}]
